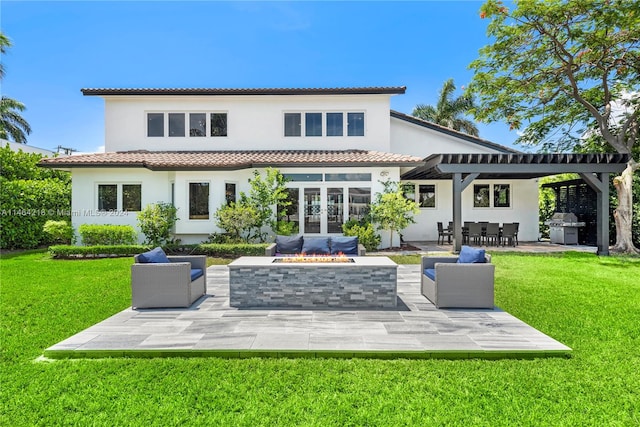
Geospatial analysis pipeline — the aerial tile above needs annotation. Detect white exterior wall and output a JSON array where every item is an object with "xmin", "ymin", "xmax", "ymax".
[
  {"xmin": 69, "ymin": 165, "xmax": 401, "ymax": 246},
  {"xmin": 390, "ymin": 117, "xmax": 502, "ymax": 157},
  {"xmin": 103, "ymin": 95, "xmax": 393, "ymax": 153},
  {"xmin": 401, "ymin": 178, "xmax": 540, "ymax": 242},
  {"xmin": 71, "ymin": 168, "xmax": 171, "ymax": 243}
]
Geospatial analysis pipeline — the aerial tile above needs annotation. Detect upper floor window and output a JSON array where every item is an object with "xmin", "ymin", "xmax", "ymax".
[
  {"xmin": 147, "ymin": 113, "xmax": 164, "ymax": 137},
  {"xmin": 190, "ymin": 113, "xmax": 206, "ymax": 137},
  {"xmin": 326, "ymin": 112, "xmax": 343, "ymax": 136},
  {"xmin": 169, "ymin": 113, "xmax": 185, "ymax": 137},
  {"xmin": 284, "ymin": 111, "xmax": 365, "ymax": 137},
  {"xmin": 305, "ymin": 113, "xmax": 322, "ymax": 137},
  {"xmin": 211, "ymin": 113, "xmax": 228, "ymax": 137},
  {"xmin": 284, "ymin": 113, "xmax": 301, "ymax": 137},
  {"xmin": 347, "ymin": 112, "xmax": 365, "ymax": 136},
  {"xmin": 146, "ymin": 112, "xmax": 228, "ymax": 137}
]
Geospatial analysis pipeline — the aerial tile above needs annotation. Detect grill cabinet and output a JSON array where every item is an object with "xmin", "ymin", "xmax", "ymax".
[{"xmin": 544, "ymin": 213, "xmax": 586, "ymax": 245}]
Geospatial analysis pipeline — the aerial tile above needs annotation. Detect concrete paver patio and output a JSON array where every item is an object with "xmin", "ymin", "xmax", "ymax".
[{"xmin": 45, "ymin": 264, "xmax": 571, "ymax": 359}]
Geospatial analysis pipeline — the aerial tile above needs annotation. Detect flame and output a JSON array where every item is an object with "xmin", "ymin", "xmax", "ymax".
[{"xmin": 277, "ymin": 252, "xmax": 352, "ymax": 263}]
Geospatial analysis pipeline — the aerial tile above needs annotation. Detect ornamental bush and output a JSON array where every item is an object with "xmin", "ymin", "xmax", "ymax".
[
  {"xmin": 342, "ymin": 220, "xmax": 381, "ymax": 252},
  {"xmin": 137, "ymin": 203, "xmax": 179, "ymax": 246},
  {"xmin": 78, "ymin": 224, "xmax": 138, "ymax": 246},
  {"xmin": 43, "ymin": 220, "xmax": 75, "ymax": 245}
]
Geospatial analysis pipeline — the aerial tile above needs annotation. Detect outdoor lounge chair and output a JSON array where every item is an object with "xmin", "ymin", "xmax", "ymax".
[
  {"xmin": 421, "ymin": 246, "xmax": 494, "ymax": 309},
  {"xmin": 131, "ymin": 247, "xmax": 207, "ymax": 309}
]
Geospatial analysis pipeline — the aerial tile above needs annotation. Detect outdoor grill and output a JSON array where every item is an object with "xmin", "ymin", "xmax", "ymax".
[{"xmin": 544, "ymin": 212, "xmax": 586, "ymax": 245}]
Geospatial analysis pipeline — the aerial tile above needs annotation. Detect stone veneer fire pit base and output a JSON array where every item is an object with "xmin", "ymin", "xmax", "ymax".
[{"xmin": 228, "ymin": 256, "xmax": 398, "ymax": 309}]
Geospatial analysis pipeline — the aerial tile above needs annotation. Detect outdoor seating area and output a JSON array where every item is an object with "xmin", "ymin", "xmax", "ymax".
[
  {"xmin": 265, "ymin": 235, "xmax": 366, "ymax": 256},
  {"xmin": 46, "ymin": 263, "xmax": 570, "ymax": 359},
  {"xmin": 438, "ymin": 222, "xmax": 520, "ymax": 247}
]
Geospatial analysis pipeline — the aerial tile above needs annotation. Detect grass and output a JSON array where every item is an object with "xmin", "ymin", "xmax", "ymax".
[{"xmin": 1, "ymin": 251, "xmax": 639, "ymax": 426}]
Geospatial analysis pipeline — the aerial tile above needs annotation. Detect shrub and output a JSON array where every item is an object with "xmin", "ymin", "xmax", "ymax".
[
  {"xmin": 0, "ymin": 178, "xmax": 71, "ymax": 249},
  {"xmin": 214, "ymin": 203, "xmax": 259, "ymax": 242},
  {"xmin": 49, "ymin": 244, "xmax": 149, "ymax": 259},
  {"xmin": 342, "ymin": 221, "xmax": 381, "ymax": 252},
  {"xmin": 43, "ymin": 220, "xmax": 74, "ymax": 245},
  {"xmin": 78, "ymin": 224, "xmax": 137, "ymax": 246},
  {"xmin": 48, "ymin": 243, "xmax": 268, "ymax": 259},
  {"xmin": 274, "ymin": 220, "xmax": 299, "ymax": 236},
  {"xmin": 137, "ymin": 203, "xmax": 179, "ymax": 247}
]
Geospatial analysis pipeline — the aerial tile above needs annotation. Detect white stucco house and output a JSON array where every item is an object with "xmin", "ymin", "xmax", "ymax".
[{"xmin": 41, "ymin": 86, "xmax": 545, "ymax": 248}]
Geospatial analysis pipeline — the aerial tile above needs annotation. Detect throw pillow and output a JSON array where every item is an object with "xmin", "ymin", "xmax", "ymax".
[
  {"xmin": 301, "ymin": 237, "xmax": 331, "ymax": 255},
  {"xmin": 138, "ymin": 247, "xmax": 170, "ymax": 264},
  {"xmin": 276, "ymin": 235, "xmax": 303, "ymax": 254},
  {"xmin": 330, "ymin": 236, "xmax": 359, "ymax": 255},
  {"xmin": 457, "ymin": 245, "xmax": 486, "ymax": 264}
]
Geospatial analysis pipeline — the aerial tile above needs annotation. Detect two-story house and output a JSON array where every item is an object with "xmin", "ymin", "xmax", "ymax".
[{"xmin": 41, "ymin": 86, "xmax": 542, "ymax": 247}]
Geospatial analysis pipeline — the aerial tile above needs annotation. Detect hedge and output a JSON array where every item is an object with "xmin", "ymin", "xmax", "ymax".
[
  {"xmin": 49, "ymin": 243, "xmax": 269, "ymax": 259},
  {"xmin": 78, "ymin": 224, "xmax": 137, "ymax": 246},
  {"xmin": 0, "ymin": 179, "xmax": 71, "ymax": 249}
]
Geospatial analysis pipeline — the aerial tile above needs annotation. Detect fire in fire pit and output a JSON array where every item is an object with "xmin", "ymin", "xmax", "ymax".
[{"xmin": 272, "ymin": 253, "xmax": 355, "ymax": 263}]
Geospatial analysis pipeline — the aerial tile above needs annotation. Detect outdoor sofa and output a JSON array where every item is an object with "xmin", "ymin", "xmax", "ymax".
[
  {"xmin": 131, "ymin": 247, "xmax": 206, "ymax": 309},
  {"xmin": 265, "ymin": 235, "xmax": 366, "ymax": 256},
  {"xmin": 421, "ymin": 246, "xmax": 494, "ymax": 309}
]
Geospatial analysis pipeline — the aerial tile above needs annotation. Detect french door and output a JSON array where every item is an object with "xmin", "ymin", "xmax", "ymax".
[{"xmin": 281, "ymin": 186, "xmax": 370, "ymax": 235}]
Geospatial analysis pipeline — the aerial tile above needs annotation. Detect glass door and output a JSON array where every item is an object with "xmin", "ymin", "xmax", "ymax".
[
  {"xmin": 303, "ymin": 188, "xmax": 321, "ymax": 234},
  {"xmin": 327, "ymin": 188, "xmax": 344, "ymax": 233}
]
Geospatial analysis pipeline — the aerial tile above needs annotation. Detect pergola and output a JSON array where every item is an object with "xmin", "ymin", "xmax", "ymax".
[{"xmin": 401, "ymin": 153, "xmax": 630, "ymax": 255}]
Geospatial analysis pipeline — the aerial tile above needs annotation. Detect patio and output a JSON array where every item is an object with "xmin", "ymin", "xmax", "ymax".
[{"xmin": 45, "ymin": 263, "xmax": 571, "ymax": 360}]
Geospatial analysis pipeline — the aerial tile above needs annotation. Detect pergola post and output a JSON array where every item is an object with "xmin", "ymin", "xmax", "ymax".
[
  {"xmin": 580, "ymin": 172, "xmax": 610, "ymax": 255},
  {"xmin": 452, "ymin": 173, "xmax": 463, "ymax": 253},
  {"xmin": 452, "ymin": 173, "xmax": 478, "ymax": 253}
]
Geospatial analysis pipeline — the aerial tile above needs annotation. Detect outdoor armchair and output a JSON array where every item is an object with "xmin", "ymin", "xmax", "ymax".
[
  {"xmin": 131, "ymin": 248, "xmax": 207, "ymax": 309},
  {"xmin": 421, "ymin": 246, "xmax": 494, "ymax": 309}
]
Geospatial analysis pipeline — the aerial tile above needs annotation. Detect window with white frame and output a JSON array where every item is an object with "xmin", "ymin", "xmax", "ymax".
[
  {"xmin": 97, "ymin": 184, "xmax": 141, "ymax": 211},
  {"xmin": 473, "ymin": 184, "xmax": 511, "ymax": 208},
  {"xmin": 225, "ymin": 182, "xmax": 237, "ymax": 205},
  {"xmin": 284, "ymin": 111, "xmax": 365, "ymax": 137},
  {"xmin": 146, "ymin": 112, "xmax": 228, "ymax": 137},
  {"xmin": 418, "ymin": 184, "xmax": 436, "ymax": 208},
  {"xmin": 494, "ymin": 184, "xmax": 511, "ymax": 207},
  {"xmin": 189, "ymin": 182, "xmax": 210, "ymax": 220}
]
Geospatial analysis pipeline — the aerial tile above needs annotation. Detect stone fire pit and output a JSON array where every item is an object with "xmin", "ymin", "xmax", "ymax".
[{"xmin": 228, "ymin": 256, "xmax": 397, "ymax": 309}]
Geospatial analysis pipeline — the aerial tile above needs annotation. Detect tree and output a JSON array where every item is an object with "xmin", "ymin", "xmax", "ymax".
[
  {"xmin": 0, "ymin": 32, "xmax": 31, "ymax": 144},
  {"xmin": 412, "ymin": 78, "xmax": 479, "ymax": 136},
  {"xmin": 369, "ymin": 181, "xmax": 420, "ymax": 249},
  {"xmin": 469, "ymin": 0, "xmax": 640, "ymax": 254},
  {"xmin": 0, "ymin": 97, "xmax": 32, "ymax": 144},
  {"xmin": 239, "ymin": 167, "xmax": 290, "ymax": 242}
]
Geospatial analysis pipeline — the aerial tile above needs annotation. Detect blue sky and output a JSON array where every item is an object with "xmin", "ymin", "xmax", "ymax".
[{"xmin": 1, "ymin": 0, "xmax": 521, "ymax": 153}]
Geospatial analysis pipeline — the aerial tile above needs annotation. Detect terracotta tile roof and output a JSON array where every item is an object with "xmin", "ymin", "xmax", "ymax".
[
  {"xmin": 81, "ymin": 87, "xmax": 407, "ymax": 96},
  {"xmin": 39, "ymin": 150, "xmax": 424, "ymax": 170}
]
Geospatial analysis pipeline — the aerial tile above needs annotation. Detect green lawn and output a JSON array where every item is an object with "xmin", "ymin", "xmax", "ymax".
[{"xmin": 1, "ymin": 251, "xmax": 639, "ymax": 426}]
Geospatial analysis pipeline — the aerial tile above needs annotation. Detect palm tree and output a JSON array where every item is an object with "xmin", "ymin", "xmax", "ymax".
[
  {"xmin": 0, "ymin": 32, "xmax": 31, "ymax": 144},
  {"xmin": 412, "ymin": 79, "xmax": 479, "ymax": 136},
  {"xmin": 0, "ymin": 96, "xmax": 31, "ymax": 144},
  {"xmin": 0, "ymin": 32, "xmax": 10, "ymax": 79}
]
